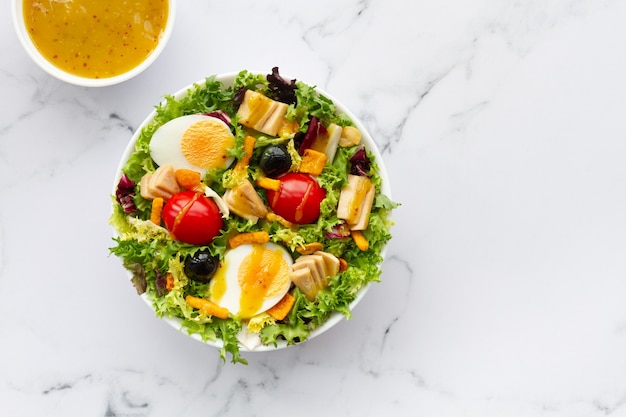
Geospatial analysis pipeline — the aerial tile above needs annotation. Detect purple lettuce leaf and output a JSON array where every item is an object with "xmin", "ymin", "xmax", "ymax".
[
  {"xmin": 349, "ymin": 146, "xmax": 371, "ymax": 177},
  {"xmin": 115, "ymin": 173, "xmax": 138, "ymax": 213}
]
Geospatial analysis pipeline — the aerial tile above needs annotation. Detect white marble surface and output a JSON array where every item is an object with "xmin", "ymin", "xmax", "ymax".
[{"xmin": 2, "ymin": 0, "xmax": 626, "ymax": 415}]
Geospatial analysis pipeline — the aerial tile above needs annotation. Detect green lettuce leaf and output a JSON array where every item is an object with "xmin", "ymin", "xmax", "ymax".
[{"xmin": 109, "ymin": 70, "xmax": 398, "ymax": 365}]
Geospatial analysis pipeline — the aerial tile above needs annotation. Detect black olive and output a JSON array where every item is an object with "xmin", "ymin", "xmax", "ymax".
[
  {"xmin": 259, "ymin": 145, "xmax": 292, "ymax": 178},
  {"xmin": 293, "ymin": 131, "xmax": 305, "ymax": 151},
  {"xmin": 184, "ymin": 249, "xmax": 219, "ymax": 283}
]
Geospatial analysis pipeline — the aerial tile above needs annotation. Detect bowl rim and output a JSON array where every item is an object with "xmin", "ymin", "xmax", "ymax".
[
  {"xmin": 112, "ymin": 71, "xmax": 393, "ymax": 352},
  {"xmin": 11, "ymin": 0, "xmax": 177, "ymax": 87}
]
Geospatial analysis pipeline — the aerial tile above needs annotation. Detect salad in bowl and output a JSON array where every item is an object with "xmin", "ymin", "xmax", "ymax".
[{"xmin": 109, "ymin": 68, "xmax": 397, "ymax": 364}]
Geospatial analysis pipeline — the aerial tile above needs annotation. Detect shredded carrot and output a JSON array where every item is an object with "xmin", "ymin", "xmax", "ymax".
[
  {"xmin": 351, "ymin": 230, "xmax": 369, "ymax": 251},
  {"xmin": 256, "ymin": 177, "xmax": 281, "ymax": 191},
  {"xmin": 338, "ymin": 257, "xmax": 348, "ymax": 273},
  {"xmin": 266, "ymin": 212, "xmax": 293, "ymax": 228},
  {"xmin": 228, "ymin": 231, "xmax": 270, "ymax": 249},
  {"xmin": 234, "ymin": 135, "xmax": 257, "ymax": 174},
  {"xmin": 267, "ymin": 292, "xmax": 295, "ymax": 320},
  {"xmin": 296, "ymin": 242, "xmax": 324, "ymax": 255},
  {"xmin": 175, "ymin": 169, "xmax": 202, "ymax": 190},
  {"xmin": 150, "ymin": 197, "xmax": 164, "ymax": 225},
  {"xmin": 165, "ymin": 272, "xmax": 174, "ymax": 291},
  {"xmin": 185, "ymin": 295, "xmax": 229, "ymax": 319}
]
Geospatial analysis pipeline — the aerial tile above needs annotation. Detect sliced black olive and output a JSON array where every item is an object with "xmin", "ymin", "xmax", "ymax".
[
  {"xmin": 184, "ymin": 249, "xmax": 219, "ymax": 283},
  {"xmin": 260, "ymin": 145, "xmax": 292, "ymax": 178}
]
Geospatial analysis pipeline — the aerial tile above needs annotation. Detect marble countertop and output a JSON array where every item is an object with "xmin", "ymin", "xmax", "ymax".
[{"xmin": 2, "ymin": 0, "xmax": 626, "ymax": 415}]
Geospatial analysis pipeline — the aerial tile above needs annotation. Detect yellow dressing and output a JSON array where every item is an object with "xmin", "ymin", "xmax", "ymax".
[
  {"xmin": 23, "ymin": 0, "xmax": 168, "ymax": 79},
  {"xmin": 238, "ymin": 244, "xmax": 290, "ymax": 319},
  {"xmin": 310, "ymin": 133, "xmax": 329, "ymax": 154},
  {"xmin": 347, "ymin": 177, "xmax": 373, "ymax": 224},
  {"xmin": 209, "ymin": 257, "xmax": 228, "ymax": 304},
  {"xmin": 241, "ymin": 91, "xmax": 274, "ymax": 127}
]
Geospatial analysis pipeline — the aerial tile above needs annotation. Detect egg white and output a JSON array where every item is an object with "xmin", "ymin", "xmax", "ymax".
[
  {"xmin": 210, "ymin": 242, "xmax": 293, "ymax": 319},
  {"xmin": 149, "ymin": 114, "xmax": 235, "ymax": 174}
]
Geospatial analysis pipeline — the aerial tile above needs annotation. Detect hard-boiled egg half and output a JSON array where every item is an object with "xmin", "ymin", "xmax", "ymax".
[
  {"xmin": 210, "ymin": 242, "xmax": 293, "ymax": 319},
  {"xmin": 149, "ymin": 114, "xmax": 236, "ymax": 174}
]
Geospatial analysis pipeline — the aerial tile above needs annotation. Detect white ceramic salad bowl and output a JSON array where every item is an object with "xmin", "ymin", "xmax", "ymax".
[{"xmin": 110, "ymin": 69, "xmax": 395, "ymax": 363}]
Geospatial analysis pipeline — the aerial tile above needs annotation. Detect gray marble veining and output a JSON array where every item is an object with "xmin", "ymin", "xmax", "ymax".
[{"xmin": 1, "ymin": 0, "xmax": 626, "ymax": 416}]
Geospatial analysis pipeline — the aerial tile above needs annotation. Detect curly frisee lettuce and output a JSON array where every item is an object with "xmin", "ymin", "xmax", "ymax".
[{"xmin": 109, "ymin": 68, "xmax": 398, "ymax": 364}]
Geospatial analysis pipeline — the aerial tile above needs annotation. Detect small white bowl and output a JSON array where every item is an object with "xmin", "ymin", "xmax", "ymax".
[
  {"xmin": 112, "ymin": 72, "xmax": 393, "ymax": 355},
  {"xmin": 12, "ymin": 0, "xmax": 176, "ymax": 87}
]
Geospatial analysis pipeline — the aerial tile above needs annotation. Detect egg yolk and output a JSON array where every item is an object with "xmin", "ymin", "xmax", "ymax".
[
  {"xmin": 181, "ymin": 120, "xmax": 236, "ymax": 171},
  {"xmin": 210, "ymin": 258, "xmax": 229, "ymax": 303},
  {"xmin": 23, "ymin": 0, "xmax": 168, "ymax": 79},
  {"xmin": 238, "ymin": 245, "xmax": 290, "ymax": 319}
]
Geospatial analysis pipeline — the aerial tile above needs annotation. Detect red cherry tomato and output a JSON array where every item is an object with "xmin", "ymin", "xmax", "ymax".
[
  {"xmin": 267, "ymin": 173, "xmax": 326, "ymax": 224},
  {"xmin": 162, "ymin": 191, "xmax": 223, "ymax": 245}
]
